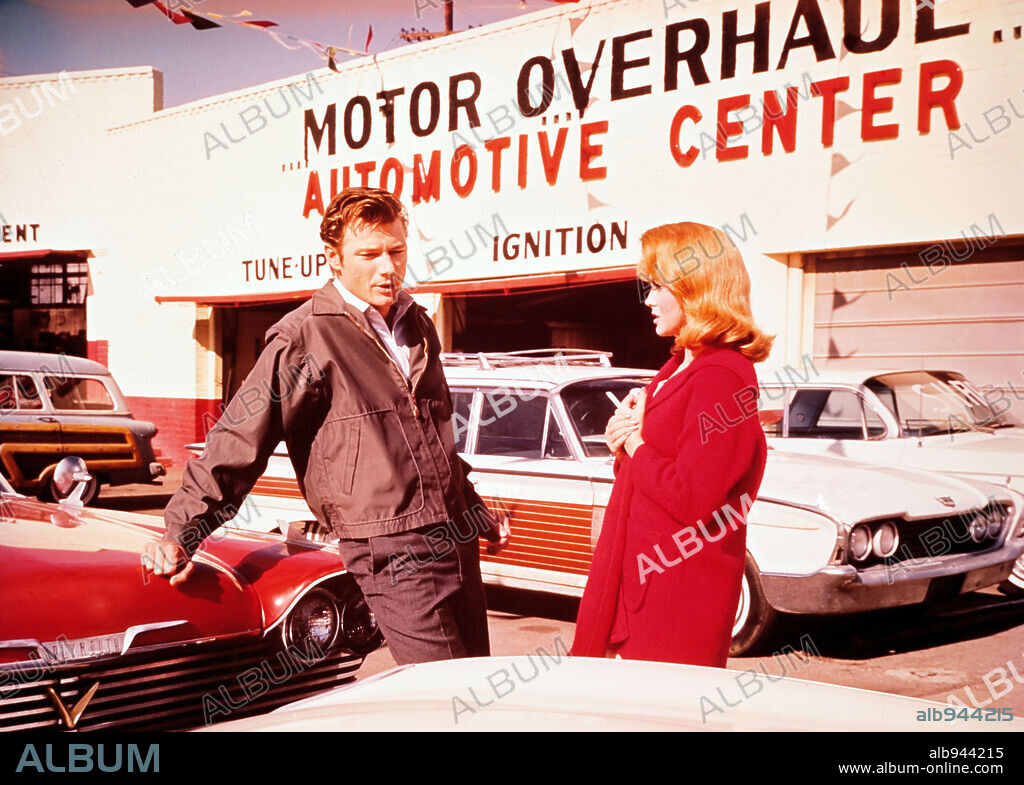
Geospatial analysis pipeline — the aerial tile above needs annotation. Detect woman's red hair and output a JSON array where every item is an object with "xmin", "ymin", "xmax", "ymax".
[{"xmin": 638, "ymin": 222, "xmax": 774, "ymax": 362}]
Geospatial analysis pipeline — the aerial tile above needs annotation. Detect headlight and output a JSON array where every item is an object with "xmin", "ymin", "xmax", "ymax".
[
  {"xmin": 282, "ymin": 589, "xmax": 338, "ymax": 664},
  {"xmin": 872, "ymin": 521, "xmax": 899, "ymax": 559},
  {"xmin": 339, "ymin": 593, "xmax": 382, "ymax": 656},
  {"xmin": 986, "ymin": 507, "xmax": 1005, "ymax": 540},
  {"xmin": 849, "ymin": 524, "xmax": 872, "ymax": 562},
  {"xmin": 968, "ymin": 513, "xmax": 988, "ymax": 544}
]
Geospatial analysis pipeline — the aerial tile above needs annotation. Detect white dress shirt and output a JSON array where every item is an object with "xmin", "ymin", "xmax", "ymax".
[{"xmin": 333, "ymin": 278, "xmax": 417, "ymax": 381}]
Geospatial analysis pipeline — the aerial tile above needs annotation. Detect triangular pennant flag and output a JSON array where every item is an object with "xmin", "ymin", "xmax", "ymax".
[
  {"xmin": 152, "ymin": 1, "xmax": 191, "ymax": 24},
  {"xmin": 366, "ymin": 25, "xmax": 373, "ymax": 52},
  {"xmin": 125, "ymin": 0, "xmax": 158, "ymax": 7},
  {"xmin": 240, "ymin": 19, "xmax": 278, "ymax": 28},
  {"xmin": 827, "ymin": 337, "xmax": 856, "ymax": 359},
  {"xmin": 832, "ymin": 290, "xmax": 863, "ymax": 309},
  {"xmin": 830, "ymin": 152, "xmax": 852, "ymax": 176},
  {"xmin": 826, "ymin": 198, "xmax": 855, "ymax": 230},
  {"xmin": 586, "ymin": 192, "xmax": 609, "ymax": 209},
  {"xmin": 835, "ymin": 100, "xmax": 859, "ymax": 120},
  {"xmin": 182, "ymin": 10, "xmax": 221, "ymax": 30},
  {"xmin": 417, "ymin": 227, "xmax": 434, "ymax": 243},
  {"xmin": 568, "ymin": 15, "xmax": 586, "ymax": 36}
]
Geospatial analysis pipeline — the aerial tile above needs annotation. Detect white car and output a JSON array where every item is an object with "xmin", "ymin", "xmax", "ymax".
[
  {"xmin": 200, "ymin": 655, "xmax": 1022, "ymax": 732},
  {"xmin": 756, "ymin": 365, "xmax": 1024, "ymax": 590},
  {"xmin": 218, "ymin": 351, "xmax": 1024, "ymax": 655}
]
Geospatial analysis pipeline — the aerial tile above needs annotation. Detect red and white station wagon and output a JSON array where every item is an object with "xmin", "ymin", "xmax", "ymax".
[{"xmin": 226, "ymin": 351, "xmax": 1024, "ymax": 655}]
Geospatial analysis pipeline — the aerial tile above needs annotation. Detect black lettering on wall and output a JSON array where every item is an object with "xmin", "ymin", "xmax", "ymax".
[
  {"xmin": 410, "ymin": 82, "xmax": 441, "ymax": 137},
  {"xmin": 562, "ymin": 41, "xmax": 605, "ymax": 117},
  {"xmin": 344, "ymin": 96, "xmax": 372, "ymax": 149},
  {"xmin": 843, "ymin": 0, "xmax": 899, "ymax": 54},
  {"xmin": 517, "ymin": 57, "xmax": 555, "ymax": 117},
  {"xmin": 449, "ymin": 72, "xmax": 482, "ymax": 131},
  {"xmin": 665, "ymin": 19, "xmax": 711, "ymax": 90},
  {"xmin": 611, "ymin": 29, "xmax": 653, "ymax": 100},
  {"xmin": 376, "ymin": 87, "xmax": 405, "ymax": 144},
  {"xmin": 778, "ymin": 0, "xmax": 837, "ymax": 69},
  {"xmin": 915, "ymin": 4, "xmax": 970, "ymax": 43},
  {"xmin": 722, "ymin": 3, "xmax": 771, "ymax": 80},
  {"xmin": 304, "ymin": 104, "xmax": 336, "ymax": 158}
]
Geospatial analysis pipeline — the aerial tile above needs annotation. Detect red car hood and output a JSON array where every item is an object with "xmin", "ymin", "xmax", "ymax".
[{"xmin": 0, "ymin": 496, "xmax": 347, "ymax": 663}]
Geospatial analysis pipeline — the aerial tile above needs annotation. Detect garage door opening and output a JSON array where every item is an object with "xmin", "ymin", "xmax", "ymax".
[{"xmin": 448, "ymin": 279, "xmax": 672, "ymax": 371}]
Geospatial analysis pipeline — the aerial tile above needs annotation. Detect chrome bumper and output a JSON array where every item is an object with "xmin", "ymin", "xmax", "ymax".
[{"xmin": 761, "ymin": 540, "xmax": 1024, "ymax": 615}]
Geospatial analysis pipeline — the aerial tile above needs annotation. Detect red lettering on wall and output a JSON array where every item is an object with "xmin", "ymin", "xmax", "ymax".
[
  {"xmin": 303, "ymin": 171, "xmax": 325, "ymax": 218},
  {"xmin": 716, "ymin": 94, "xmax": 750, "ymax": 162},
  {"xmin": 862, "ymin": 68, "xmax": 902, "ymax": 141},
  {"xmin": 669, "ymin": 105, "xmax": 702, "ymax": 168},
  {"xmin": 919, "ymin": 59, "xmax": 963, "ymax": 133},
  {"xmin": 579, "ymin": 120, "xmax": 609, "ymax": 180}
]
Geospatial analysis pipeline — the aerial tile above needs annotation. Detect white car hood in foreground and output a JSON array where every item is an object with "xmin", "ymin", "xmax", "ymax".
[
  {"xmin": 755, "ymin": 452, "xmax": 1008, "ymax": 525},
  {"xmin": 202, "ymin": 656, "xmax": 1021, "ymax": 732}
]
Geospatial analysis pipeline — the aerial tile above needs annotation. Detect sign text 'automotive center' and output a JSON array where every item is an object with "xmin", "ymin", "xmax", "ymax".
[{"xmin": 300, "ymin": 2, "xmax": 970, "ymax": 216}]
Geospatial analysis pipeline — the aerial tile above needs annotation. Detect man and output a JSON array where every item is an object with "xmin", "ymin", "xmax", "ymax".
[{"xmin": 142, "ymin": 187, "xmax": 509, "ymax": 664}]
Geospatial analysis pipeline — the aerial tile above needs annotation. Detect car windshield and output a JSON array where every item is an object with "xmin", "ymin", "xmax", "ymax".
[
  {"xmin": 866, "ymin": 371, "xmax": 1022, "ymax": 436},
  {"xmin": 560, "ymin": 377, "xmax": 652, "ymax": 457}
]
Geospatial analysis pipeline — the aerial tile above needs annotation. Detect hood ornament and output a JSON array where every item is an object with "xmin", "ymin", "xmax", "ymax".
[
  {"xmin": 937, "ymin": 496, "xmax": 956, "ymax": 508},
  {"xmin": 47, "ymin": 681, "xmax": 100, "ymax": 730}
]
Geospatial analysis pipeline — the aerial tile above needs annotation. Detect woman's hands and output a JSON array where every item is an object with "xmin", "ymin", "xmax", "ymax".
[{"xmin": 605, "ymin": 388, "xmax": 646, "ymax": 458}]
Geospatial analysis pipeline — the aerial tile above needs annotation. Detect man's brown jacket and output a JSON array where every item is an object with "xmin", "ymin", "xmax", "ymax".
[{"xmin": 164, "ymin": 281, "xmax": 490, "ymax": 554}]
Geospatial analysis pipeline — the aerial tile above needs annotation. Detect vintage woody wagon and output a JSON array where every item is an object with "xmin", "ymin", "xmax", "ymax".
[
  {"xmin": 229, "ymin": 352, "xmax": 1024, "ymax": 655},
  {"xmin": 0, "ymin": 351, "xmax": 165, "ymax": 505}
]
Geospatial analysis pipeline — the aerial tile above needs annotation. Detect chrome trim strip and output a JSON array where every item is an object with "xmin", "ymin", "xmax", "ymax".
[
  {"xmin": 262, "ymin": 569, "xmax": 352, "ymax": 635},
  {"xmin": 121, "ymin": 620, "xmax": 189, "ymax": 654}
]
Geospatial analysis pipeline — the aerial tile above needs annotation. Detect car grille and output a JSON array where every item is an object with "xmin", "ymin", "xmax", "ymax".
[
  {"xmin": 0, "ymin": 636, "xmax": 363, "ymax": 731},
  {"xmin": 855, "ymin": 505, "xmax": 1007, "ymax": 568}
]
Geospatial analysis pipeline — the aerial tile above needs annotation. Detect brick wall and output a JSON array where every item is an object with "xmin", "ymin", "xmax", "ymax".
[
  {"xmin": 86, "ymin": 339, "xmax": 109, "ymax": 368},
  {"xmin": 125, "ymin": 395, "xmax": 223, "ymax": 467}
]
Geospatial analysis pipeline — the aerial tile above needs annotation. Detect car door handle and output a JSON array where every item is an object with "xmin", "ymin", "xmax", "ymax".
[{"xmin": 38, "ymin": 417, "xmax": 59, "ymax": 423}]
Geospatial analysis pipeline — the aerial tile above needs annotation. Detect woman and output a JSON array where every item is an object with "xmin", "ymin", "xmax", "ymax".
[{"xmin": 571, "ymin": 222, "xmax": 773, "ymax": 667}]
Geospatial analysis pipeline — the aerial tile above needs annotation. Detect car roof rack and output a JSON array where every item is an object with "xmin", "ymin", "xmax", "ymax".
[{"xmin": 441, "ymin": 349, "xmax": 613, "ymax": 369}]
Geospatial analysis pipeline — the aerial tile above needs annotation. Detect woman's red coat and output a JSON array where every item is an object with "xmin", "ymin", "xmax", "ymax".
[{"xmin": 571, "ymin": 346, "xmax": 768, "ymax": 666}]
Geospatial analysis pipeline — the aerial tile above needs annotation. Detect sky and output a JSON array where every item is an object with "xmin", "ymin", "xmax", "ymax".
[{"xmin": 0, "ymin": 0, "xmax": 537, "ymax": 106}]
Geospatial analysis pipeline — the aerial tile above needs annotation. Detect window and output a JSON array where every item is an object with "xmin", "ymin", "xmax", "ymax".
[
  {"xmin": 786, "ymin": 389, "xmax": 876, "ymax": 440},
  {"xmin": 30, "ymin": 261, "xmax": 87, "ymax": 305},
  {"xmin": 543, "ymin": 406, "xmax": 571, "ymax": 459},
  {"xmin": 450, "ymin": 391, "xmax": 473, "ymax": 452},
  {"xmin": 560, "ymin": 378, "xmax": 650, "ymax": 457},
  {"xmin": 0, "ymin": 374, "xmax": 42, "ymax": 410},
  {"xmin": 44, "ymin": 376, "xmax": 114, "ymax": 410},
  {"xmin": 475, "ymin": 391, "xmax": 547, "ymax": 458}
]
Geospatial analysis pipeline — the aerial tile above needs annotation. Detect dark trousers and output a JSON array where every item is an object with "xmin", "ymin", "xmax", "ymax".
[{"xmin": 337, "ymin": 521, "xmax": 490, "ymax": 665}]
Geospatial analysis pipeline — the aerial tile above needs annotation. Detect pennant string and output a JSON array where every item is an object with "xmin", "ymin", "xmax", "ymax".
[{"xmin": 124, "ymin": 1, "xmax": 370, "ymax": 66}]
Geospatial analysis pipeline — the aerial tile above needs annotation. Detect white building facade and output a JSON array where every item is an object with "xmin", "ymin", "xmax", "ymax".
[{"xmin": 1, "ymin": 0, "xmax": 1021, "ymax": 463}]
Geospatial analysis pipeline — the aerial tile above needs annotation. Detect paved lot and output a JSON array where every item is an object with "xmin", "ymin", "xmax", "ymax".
[{"xmin": 97, "ymin": 471, "xmax": 1024, "ymax": 719}]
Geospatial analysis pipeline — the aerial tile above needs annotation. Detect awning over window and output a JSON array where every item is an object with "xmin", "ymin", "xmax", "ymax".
[
  {"xmin": 0, "ymin": 249, "xmax": 91, "ymax": 262},
  {"xmin": 154, "ymin": 266, "xmax": 638, "ymax": 306}
]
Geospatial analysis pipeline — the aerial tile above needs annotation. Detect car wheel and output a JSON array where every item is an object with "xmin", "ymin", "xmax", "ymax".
[
  {"xmin": 43, "ymin": 473, "xmax": 100, "ymax": 506},
  {"xmin": 729, "ymin": 553, "xmax": 776, "ymax": 657}
]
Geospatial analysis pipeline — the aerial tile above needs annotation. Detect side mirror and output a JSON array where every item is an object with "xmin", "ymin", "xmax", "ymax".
[{"xmin": 54, "ymin": 456, "xmax": 93, "ymax": 508}]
